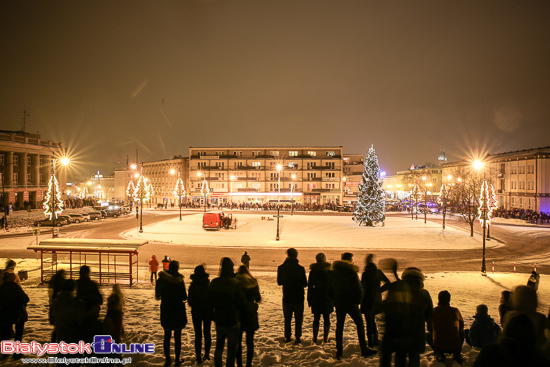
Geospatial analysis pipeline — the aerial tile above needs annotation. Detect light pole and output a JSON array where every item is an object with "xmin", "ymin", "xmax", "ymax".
[
  {"xmin": 134, "ymin": 165, "xmax": 150, "ymax": 233},
  {"xmin": 172, "ymin": 168, "xmax": 185, "ymax": 221},
  {"xmin": 290, "ymin": 173, "xmax": 296, "ymax": 215},
  {"xmin": 230, "ymin": 175, "xmax": 236, "ymax": 207},
  {"xmin": 199, "ymin": 172, "xmax": 209, "ymax": 213},
  {"xmin": 439, "ymin": 175, "xmax": 452, "ymax": 230},
  {"xmin": 276, "ymin": 164, "xmax": 283, "ymax": 241},
  {"xmin": 422, "ymin": 176, "xmax": 432, "ymax": 224}
]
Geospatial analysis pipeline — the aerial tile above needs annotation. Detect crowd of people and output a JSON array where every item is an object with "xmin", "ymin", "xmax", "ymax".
[
  {"xmin": 1, "ymin": 254, "xmax": 550, "ymax": 367},
  {"xmin": 493, "ymin": 208, "xmax": 550, "ymax": 225}
]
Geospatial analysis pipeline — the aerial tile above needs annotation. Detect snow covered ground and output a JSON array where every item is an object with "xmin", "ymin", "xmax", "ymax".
[
  {"xmin": 2, "ymin": 257, "xmax": 548, "ymax": 367},
  {"xmin": 1, "ymin": 214, "xmax": 546, "ymax": 366},
  {"xmin": 122, "ymin": 213, "xmax": 499, "ymax": 251}
]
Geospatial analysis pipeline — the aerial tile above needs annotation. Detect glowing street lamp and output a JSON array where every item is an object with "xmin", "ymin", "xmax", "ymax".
[{"xmin": 290, "ymin": 173, "xmax": 296, "ymax": 215}]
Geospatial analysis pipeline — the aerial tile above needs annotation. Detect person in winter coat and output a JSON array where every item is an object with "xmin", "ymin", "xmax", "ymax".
[
  {"xmin": 188, "ymin": 265, "xmax": 213, "ymax": 364},
  {"xmin": 331, "ymin": 252, "xmax": 376, "ymax": 359},
  {"xmin": 149, "ymin": 255, "xmax": 160, "ymax": 283},
  {"xmin": 156, "ymin": 260, "xmax": 188, "ymax": 367},
  {"xmin": 473, "ymin": 313, "xmax": 548, "ymax": 367},
  {"xmin": 426, "ymin": 290, "xmax": 464, "ymax": 364},
  {"xmin": 50, "ymin": 279, "xmax": 86, "ymax": 344},
  {"xmin": 467, "ymin": 304, "xmax": 501, "ymax": 348},
  {"xmin": 498, "ymin": 290, "xmax": 512, "ymax": 326},
  {"xmin": 277, "ymin": 248, "xmax": 307, "ymax": 344},
  {"xmin": 361, "ymin": 254, "xmax": 390, "ymax": 348},
  {"xmin": 503, "ymin": 285, "xmax": 549, "ymax": 347},
  {"xmin": 0, "ymin": 272, "xmax": 29, "ymax": 360},
  {"xmin": 103, "ymin": 284, "xmax": 124, "ymax": 343},
  {"xmin": 307, "ymin": 253, "xmax": 333, "ymax": 343},
  {"xmin": 209, "ymin": 257, "xmax": 247, "ymax": 367},
  {"xmin": 235, "ymin": 265, "xmax": 261, "ymax": 367},
  {"xmin": 0, "ymin": 259, "xmax": 22, "ymax": 287},
  {"xmin": 241, "ymin": 251, "xmax": 251, "ymax": 268},
  {"xmin": 527, "ymin": 270, "xmax": 540, "ymax": 291},
  {"xmin": 381, "ymin": 267, "xmax": 433, "ymax": 367},
  {"xmin": 76, "ymin": 265, "xmax": 104, "ymax": 342},
  {"xmin": 48, "ymin": 269, "xmax": 66, "ymax": 342}
]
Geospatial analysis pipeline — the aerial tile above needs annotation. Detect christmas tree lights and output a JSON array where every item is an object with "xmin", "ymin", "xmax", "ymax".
[
  {"xmin": 352, "ymin": 145, "xmax": 385, "ymax": 226},
  {"xmin": 44, "ymin": 175, "xmax": 63, "ymax": 220},
  {"xmin": 174, "ymin": 178, "xmax": 186, "ymax": 199},
  {"xmin": 133, "ymin": 176, "xmax": 151, "ymax": 203},
  {"xmin": 478, "ymin": 180, "xmax": 494, "ymax": 227}
]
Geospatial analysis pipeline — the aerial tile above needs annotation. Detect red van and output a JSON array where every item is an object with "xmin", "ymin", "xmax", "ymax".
[{"xmin": 202, "ymin": 212, "xmax": 235, "ymax": 230}]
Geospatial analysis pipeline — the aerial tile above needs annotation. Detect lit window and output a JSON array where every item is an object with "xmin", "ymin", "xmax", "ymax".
[
  {"xmin": 308, "ymin": 151, "xmax": 316, "ymax": 157},
  {"xmin": 289, "ymin": 151, "xmax": 298, "ymax": 157}
]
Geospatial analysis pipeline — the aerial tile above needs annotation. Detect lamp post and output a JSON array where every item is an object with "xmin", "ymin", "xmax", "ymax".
[
  {"xmin": 422, "ymin": 176, "xmax": 432, "ymax": 224},
  {"xmin": 276, "ymin": 164, "xmax": 283, "ymax": 241},
  {"xmin": 439, "ymin": 175, "xmax": 452, "ymax": 230},
  {"xmin": 199, "ymin": 172, "xmax": 209, "ymax": 213},
  {"xmin": 133, "ymin": 165, "xmax": 150, "ymax": 233},
  {"xmin": 230, "ymin": 175, "xmax": 236, "ymax": 207},
  {"xmin": 172, "ymin": 169, "xmax": 185, "ymax": 221},
  {"xmin": 290, "ymin": 173, "xmax": 296, "ymax": 215}
]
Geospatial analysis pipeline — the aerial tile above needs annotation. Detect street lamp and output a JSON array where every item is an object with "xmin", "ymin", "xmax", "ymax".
[
  {"xmin": 422, "ymin": 176, "xmax": 432, "ymax": 224},
  {"xmin": 275, "ymin": 164, "xmax": 283, "ymax": 241},
  {"xmin": 133, "ymin": 166, "xmax": 151, "ymax": 233},
  {"xmin": 438, "ymin": 175, "xmax": 452, "ymax": 230},
  {"xmin": 290, "ymin": 173, "xmax": 296, "ymax": 215},
  {"xmin": 230, "ymin": 175, "xmax": 236, "ymax": 207},
  {"xmin": 172, "ymin": 169, "xmax": 185, "ymax": 221}
]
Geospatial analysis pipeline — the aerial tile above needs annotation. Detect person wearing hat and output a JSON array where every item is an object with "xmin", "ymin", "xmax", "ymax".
[
  {"xmin": 188, "ymin": 265, "xmax": 213, "ymax": 364},
  {"xmin": 307, "ymin": 253, "xmax": 333, "ymax": 343},
  {"xmin": 0, "ymin": 259, "xmax": 22, "ymax": 288},
  {"xmin": 468, "ymin": 304, "xmax": 501, "ymax": 348},
  {"xmin": 426, "ymin": 290, "xmax": 464, "ymax": 364}
]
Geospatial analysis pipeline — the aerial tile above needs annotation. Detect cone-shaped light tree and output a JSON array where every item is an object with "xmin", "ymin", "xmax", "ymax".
[
  {"xmin": 174, "ymin": 177, "xmax": 186, "ymax": 221},
  {"xmin": 44, "ymin": 175, "xmax": 63, "ymax": 220},
  {"xmin": 352, "ymin": 145, "xmax": 386, "ymax": 226}
]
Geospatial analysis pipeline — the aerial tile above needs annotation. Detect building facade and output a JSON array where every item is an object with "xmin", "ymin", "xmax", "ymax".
[
  {"xmin": 114, "ymin": 157, "xmax": 189, "ymax": 207},
  {"xmin": 342, "ymin": 154, "xmax": 364, "ymax": 204},
  {"xmin": 188, "ymin": 146, "xmax": 344, "ymax": 206},
  {"xmin": 443, "ymin": 147, "xmax": 550, "ymax": 213},
  {"xmin": 0, "ymin": 130, "xmax": 63, "ymax": 210}
]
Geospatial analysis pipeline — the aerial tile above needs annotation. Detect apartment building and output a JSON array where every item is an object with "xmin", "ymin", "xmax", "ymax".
[
  {"xmin": 188, "ymin": 146, "xmax": 344, "ymax": 205},
  {"xmin": 443, "ymin": 147, "xmax": 550, "ymax": 212},
  {"xmin": 0, "ymin": 130, "xmax": 63, "ymax": 210},
  {"xmin": 342, "ymin": 154, "xmax": 364, "ymax": 204},
  {"xmin": 114, "ymin": 157, "xmax": 189, "ymax": 206}
]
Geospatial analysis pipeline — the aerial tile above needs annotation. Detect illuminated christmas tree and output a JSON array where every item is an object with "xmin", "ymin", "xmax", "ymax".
[
  {"xmin": 81, "ymin": 186, "xmax": 89, "ymax": 198},
  {"xmin": 174, "ymin": 178, "xmax": 186, "ymax": 203},
  {"xmin": 133, "ymin": 176, "xmax": 151, "ymax": 204},
  {"xmin": 353, "ymin": 145, "xmax": 385, "ymax": 226},
  {"xmin": 44, "ymin": 175, "xmax": 63, "ymax": 220},
  {"xmin": 478, "ymin": 180, "xmax": 494, "ymax": 227}
]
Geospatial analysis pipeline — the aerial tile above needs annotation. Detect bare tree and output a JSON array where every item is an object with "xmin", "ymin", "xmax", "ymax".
[{"xmin": 448, "ymin": 166, "xmax": 484, "ymax": 237}]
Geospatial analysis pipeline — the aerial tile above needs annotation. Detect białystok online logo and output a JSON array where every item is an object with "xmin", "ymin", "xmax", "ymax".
[{"xmin": 1, "ymin": 336, "xmax": 154, "ymax": 356}]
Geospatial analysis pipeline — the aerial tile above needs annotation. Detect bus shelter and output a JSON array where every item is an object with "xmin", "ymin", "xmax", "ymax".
[{"xmin": 27, "ymin": 238, "xmax": 148, "ymax": 285}]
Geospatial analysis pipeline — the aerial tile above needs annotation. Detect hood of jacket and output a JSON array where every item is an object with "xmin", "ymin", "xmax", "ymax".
[
  {"xmin": 235, "ymin": 273, "xmax": 258, "ymax": 289},
  {"xmin": 332, "ymin": 260, "xmax": 359, "ymax": 273},
  {"xmin": 159, "ymin": 270, "xmax": 184, "ymax": 284},
  {"xmin": 310, "ymin": 261, "xmax": 331, "ymax": 272}
]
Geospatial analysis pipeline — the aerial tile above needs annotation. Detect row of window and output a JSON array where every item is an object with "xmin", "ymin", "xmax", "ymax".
[
  {"xmin": 0, "ymin": 154, "xmax": 46, "ymax": 167},
  {"xmin": 0, "ymin": 173, "xmax": 45, "ymax": 185},
  {"xmin": 509, "ymin": 165, "xmax": 536, "ymax": 174},
  {"xmin": 196, "ymin": 151, "xmax": 338, "ymax": 158},
  {"xmin": 510, "ymin": 181, "xmax": 536, "ymax": 190},
  {"xmin": 193, "ymin": 182, "xmax": 337, "ymax": 190},
  {"xmin": 197, "ymin": 161, "xmax": 339, "ymax": 169}
]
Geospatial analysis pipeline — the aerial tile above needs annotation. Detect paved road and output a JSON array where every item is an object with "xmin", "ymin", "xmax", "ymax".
[{"xmin": 3, "ymin": 210, "xmax": 550, "ymax": 274}]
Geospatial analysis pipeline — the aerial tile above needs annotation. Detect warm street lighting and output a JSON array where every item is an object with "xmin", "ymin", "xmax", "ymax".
[
  {"xmin": 478, "ymin": 179, "xmax": 492, "ymax": 276},
  {"xmin": 290, "ymin": 173, "xmax": 296, "ymax": 215},
  {"xmin": 275, "ymin": 163, "xmax": 283, "ymax": 241},
  {"xmin": 133, "ymin": 166, "xmax": 151, "ymax": 233},
  {"xmin": 199, "ymin": 172, "xmax": 209, "ymax": 213}
]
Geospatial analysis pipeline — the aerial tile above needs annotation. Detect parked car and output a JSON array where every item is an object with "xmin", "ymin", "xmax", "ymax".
[
  {"xmin": 105, "ymin": 209, "xmax": 121, "ymax": 218},
  {"xmin": 34, "ymin": 218, "xmax": 67, "ymax": 227},
  {"xmin": 58, "ymin": 215, "xmax": 75, "ymax": 224},
  {"xmin": 88, "ymin": 211, "xmax": 103, "ymax": 220},
  {"xmin": 68, "ymin": 213, "xmax": 86, "ymax": 223}
]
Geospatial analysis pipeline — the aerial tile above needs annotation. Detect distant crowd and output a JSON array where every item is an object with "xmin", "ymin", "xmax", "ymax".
[
  {"xmin": 1, "ymin": 253, "xmax": 549, "ymax": 367},
  {"xmin": 493, "ymin": 208, "xmax": 550, "ymax": 225}
]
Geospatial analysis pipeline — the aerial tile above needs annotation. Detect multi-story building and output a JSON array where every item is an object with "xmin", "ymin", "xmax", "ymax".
[
  {"xmin": 0, "ymin": 130, "xmax": 63, "ymax": 210},
  {"xmin": 188, "ymin": 146, "xmax": 344, "ymax": 206},
  {"xmin": 114, "ymin": 157, "xmax": 189, "ymax": 207},
  {"xmin": 342, "ymin": 154, "xmax": 364, "ymax": 205},
  {"xmin": 443, "ymin": 147, "xmax": 550, "ymax": 212}
]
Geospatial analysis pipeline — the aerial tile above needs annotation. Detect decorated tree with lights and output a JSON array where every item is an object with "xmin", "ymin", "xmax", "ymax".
[
  {"xmin": 44, "ymin": 175, "xmax": 63, "ymax": 220},
  {"xmin": 353, "ymin": 145, "xmax": 385, "ymax": 226},
  {"xmin": 174, "ymin": 178, "xmax": 186, "ymax": 205},
  {"xmin": 200, "ymin": 179, "xmax": 210, "ymax": 210},
  {"xmin": 133, "ymin": 176, "xmax": 151, "ymax": 205},
  {"xmin": 81, "ymin": 186, "xmax": 89, "ymax": 199},
  {"xmin": 126, "ymin": 181, "xmax": 135, "ymax": 206}
]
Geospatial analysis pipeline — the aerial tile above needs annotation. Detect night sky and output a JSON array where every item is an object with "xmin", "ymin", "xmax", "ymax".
[{"xmin": 1, "ymin": 1, "xmax": 549, "ymax": 178}]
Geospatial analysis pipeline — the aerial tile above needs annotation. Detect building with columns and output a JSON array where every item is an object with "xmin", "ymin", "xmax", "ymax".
[
  {"xmin": 188, "ymin": 146, "xmax": 344, "ymax": 206},
  {"xmin": 0, "ymin": 130, "xmax": 63, "ymax": 210}
]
